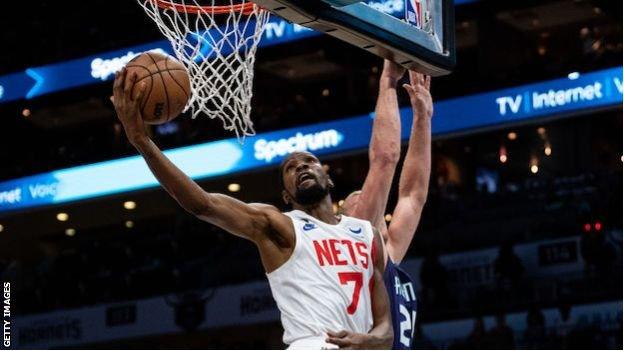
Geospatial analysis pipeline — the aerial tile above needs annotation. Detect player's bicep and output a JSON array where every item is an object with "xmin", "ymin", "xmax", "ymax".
[
  {"xmin": 352, "ymin": 165, "xmax": 396, "ymax": 225},
  {"xmin": 386, "ymin": 197, "xmax": 423, "ymax": 263},
  {"xmin": 194, "ymin": 193, "xmax": 277, "ymax": 241}
]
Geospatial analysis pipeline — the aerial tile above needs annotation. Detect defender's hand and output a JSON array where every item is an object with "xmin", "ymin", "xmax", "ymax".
[
  {"xmin": 380, "ymin": 59, "xmax": 406, "ymax": 86},
  {"xmin": 327, "ymin": 330, "xmax": 385, "ymax": 350},
  {"xmin": 111, "ymin": 67, "xmax": 148, "ymax": 144},
  {"xmin": 402, "ymin": 71, "xmax": 433, "ymax": 119}
]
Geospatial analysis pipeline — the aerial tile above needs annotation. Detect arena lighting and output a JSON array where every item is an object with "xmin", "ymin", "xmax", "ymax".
[
  {"xmin": 568, "ymin": 72, "xmax": 580, "ymax": 80},
  {"xmin": 56, "ymin": 212, "xmax": 69, "ymax": 221},
  {"xmin": 0, "ymin": 224, "xmax": 4, "ymax": 232},
  {"xmin": 530, "ymin": 156, "xmax": 539, "ymax": 174},
  {"xmin": 125, "ymin": 220, "xmax": 134, "ymax": 229},
  {"xmin": 322, "ymin": 89, "xmax": 330, "ymax": 97},
  {"xmin": 499, "ymin": 145, "xmax": 508, "ymax": 163},
  {"xmin": 544, "ymin": 143, "xmax": 552, "ymax": 156},
  {"xmin": 537, "ymin": 127, "xmax": 546, "ymax": 135},
  {"xmin": 594, "ymin": 221, "xmax": 603, "ymax": 231},
  {"xmin": 65, "ymin": 228, "xmax": 76, "ymax": 236},
  {"xmin": 227, "ymin": 183, "xmax": 241, "ymax": 192},
  {"xmin": 583, "ymin": 223, "xmax": 592, "ymax": 232},
  {"xmin": 384, "ymin": 214, "xmax": 392, "ymax": 222},
  {"xmin": 123, "ymin": 201, "xmax": 137, "ymax": 210},
  {"xmin": 338, "ymin": 200, "xmax": 345, "ymax": 206},
  {"xmin": 21, "ymin": 108, "xmax": 31, "ymax": 117},
  {"xmin": 507, "ymin": 132, "xmax": 517, "ymax": 140}
]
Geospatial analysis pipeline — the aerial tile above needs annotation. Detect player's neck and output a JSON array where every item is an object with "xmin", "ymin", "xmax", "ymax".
[{"xmin": 293, "ymin": 196, "xmax": 339, "ymax": 225}]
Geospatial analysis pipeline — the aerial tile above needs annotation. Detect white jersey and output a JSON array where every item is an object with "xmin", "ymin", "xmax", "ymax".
[{"xmin": 267, "ymin": 209, "xmax": 377, "ymax": 349}]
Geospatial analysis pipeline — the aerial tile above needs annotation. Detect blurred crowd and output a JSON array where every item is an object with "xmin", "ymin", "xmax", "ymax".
[
  {"xmin": 441, "ymin": 304, "xmax": 622, "ymax": 349},
  {"xmin": 2, "ymin": 168, "xmax": 620, "ymax": 321}
]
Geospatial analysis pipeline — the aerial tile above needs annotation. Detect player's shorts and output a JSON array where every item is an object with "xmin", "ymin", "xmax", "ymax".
[{"xmin": 287, "ymin": 336, "xmax": 339, "ymax": 350}]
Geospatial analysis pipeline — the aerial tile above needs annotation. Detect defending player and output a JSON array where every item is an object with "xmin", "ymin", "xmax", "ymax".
[
  {"xmin": 111, "ymin": 68, "xmax": 392, "ymax": 349},
  {"xmin": 338, "ymin": 60, "xmax": 433, "ymax": 349}
]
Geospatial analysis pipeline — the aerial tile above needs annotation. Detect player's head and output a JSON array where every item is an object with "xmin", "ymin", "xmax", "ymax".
[
  {"xmin": 279, "ymin": 151, "xmax": 334, "ymax": 207},
  {"xmin": 339, "ymin": 190, "xmax": 362, "ymax": 215}
]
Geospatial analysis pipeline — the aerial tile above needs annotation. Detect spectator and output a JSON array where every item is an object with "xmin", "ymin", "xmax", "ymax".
[
  {"xmin": 494, "ymin": 242, "xmax": 525, "ymax": 301},
  {"xmin": 580, "ymin": 226, "xmax": 617, "ymax": 282},
  {"xmin": 465, "ymin": 316, "xmax": 487, "ymax": 349},
  {"xmin": 524, "ymin": 305, "xmax": 545, "ymax": 349},
  {"xmin": 553, "ymin": 303, "xmax": 575, "ymax": 349},
  {"xmin": 420, "ymin": 249, "xmax": 450, "ymax": 307},
  {"xmin": 487, "ymin": 313, "xmax": 515, "ymax": 349},
  {"xmin": 494, "ymin": 243, "xmax": 524, "ymax": 282}
]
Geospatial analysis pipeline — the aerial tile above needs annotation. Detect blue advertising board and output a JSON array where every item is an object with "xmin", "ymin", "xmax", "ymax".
[
  {"xmin": 0, "ymin": 0, "xmax": 479, "ymax": 104},
  {"xmin": 0, "ymin": 21, "xmax": 316, "ymax": 104},
  {"xmin": 0, "ymin": 66, "xmax": 621, "ymax": 213}
]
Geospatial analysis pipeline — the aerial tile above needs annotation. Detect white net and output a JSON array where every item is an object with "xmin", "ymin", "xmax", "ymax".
[{"xmin": 136, "ymin": 0, "xmax": 270, "ymax": 141}]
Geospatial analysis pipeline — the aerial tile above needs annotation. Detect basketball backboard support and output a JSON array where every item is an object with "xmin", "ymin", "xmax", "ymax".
[{"xmin": 252, "ymin": 0, "xmax": 456, "ymax": 76}]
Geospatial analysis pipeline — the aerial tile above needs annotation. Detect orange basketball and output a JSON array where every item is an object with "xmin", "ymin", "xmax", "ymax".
[{"xmin": 125, "ymin": 51, "xmax": 191, "ymax": 124}]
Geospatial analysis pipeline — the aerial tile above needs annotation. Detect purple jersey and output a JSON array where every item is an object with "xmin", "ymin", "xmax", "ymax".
[{"xmin": 384, "ymin": 260, "xmax": 418, "ymax": 349}]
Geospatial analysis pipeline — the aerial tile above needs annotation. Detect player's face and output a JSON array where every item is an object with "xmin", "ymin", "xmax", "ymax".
[{"xmin": 281, "ymin": 152, "xmax": 332, "ymax": 206}]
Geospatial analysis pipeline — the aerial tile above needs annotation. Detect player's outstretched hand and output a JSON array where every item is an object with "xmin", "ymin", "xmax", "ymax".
[
  {"xmin": 111, "ymin": 67, "xmax": 148, "ymax": 144},
  {"xmin": 326, "ymin": 330, "xmax": 386, "ymax": 349},
  {"xmin": 380, "ymin": 59, "xmax": 406, "ymax": 85},
  {"xmin": 402, "ymin": 70, "xmax": 433, "ymax": 120}
]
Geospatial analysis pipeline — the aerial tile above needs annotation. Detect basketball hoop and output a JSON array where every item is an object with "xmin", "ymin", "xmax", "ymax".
[{"xmin": 137, "ymin": 0, "xmax": 270, "ymax": 141}]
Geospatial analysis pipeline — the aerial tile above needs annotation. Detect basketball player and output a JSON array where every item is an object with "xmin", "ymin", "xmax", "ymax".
[
  {"xmin": 111, "ymin": 68, "xmax": 393, "ymax": 349},
  {"xmin": 338, "ymin": 60, "xmax": 433, "ymax": 349}
]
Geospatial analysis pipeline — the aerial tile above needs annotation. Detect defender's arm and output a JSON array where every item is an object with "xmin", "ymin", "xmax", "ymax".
[
  {"xmin": 350, "ymin": 60, "xmax": 404, "ymax": 227},
  {"xmin": 386, "ymin": 71, "xmax": 433, "ymax": 263}
]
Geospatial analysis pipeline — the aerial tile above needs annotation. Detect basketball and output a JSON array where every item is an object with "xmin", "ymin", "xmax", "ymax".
[{"xmin": 125, "ymin": 51, "xmax": 191, "ymax": 124}]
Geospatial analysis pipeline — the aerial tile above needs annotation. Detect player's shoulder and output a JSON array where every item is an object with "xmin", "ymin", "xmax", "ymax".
[
  {"xmin": 249, "ymin": 203, "xmax": 294, "ymax": 246},
  {"xmin": 249, "ymin": 203, "xmax": 291, "ymax": 222},
  {"xmin": 248, "ymin": 202, "xmax": 281, "ymax": 212}
]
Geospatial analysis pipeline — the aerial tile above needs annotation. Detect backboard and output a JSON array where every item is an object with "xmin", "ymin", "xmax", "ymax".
[{"xmin": 252, "ymin": 0, "xmax": 456, "ymax": 76}]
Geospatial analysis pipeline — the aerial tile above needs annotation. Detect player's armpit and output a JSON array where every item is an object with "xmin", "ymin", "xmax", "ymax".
[{"xmin": 193, "ymin": 194, "xmax": 292, "ymax": 243}]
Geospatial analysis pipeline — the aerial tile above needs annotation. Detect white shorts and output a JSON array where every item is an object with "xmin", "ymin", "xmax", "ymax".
[{"xmin": 287, "ymin": 336, "xmax": 339, "ymax": 350}]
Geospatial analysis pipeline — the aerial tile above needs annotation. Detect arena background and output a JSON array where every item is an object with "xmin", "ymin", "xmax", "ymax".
[{"xmin": 0, "ymin": 0, "xmax": 622, "ymax": 349}]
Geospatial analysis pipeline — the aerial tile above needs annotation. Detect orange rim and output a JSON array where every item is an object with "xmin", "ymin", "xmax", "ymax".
[{"xmin": 151, "ymin": 0, "xmax": 256, "ymax": 15}]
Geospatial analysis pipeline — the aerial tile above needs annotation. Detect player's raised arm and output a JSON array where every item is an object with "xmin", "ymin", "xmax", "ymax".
[
  {"xmin": 111, "ymin": 68, "xmax": 287, "ymax": 243},
  {"xmin": 349, "ymin": 60, "xmax": 404, "ymax": 228},
  {"xmin": 386, "ymin": 71, "xmax": 433, "ymax": 263}
]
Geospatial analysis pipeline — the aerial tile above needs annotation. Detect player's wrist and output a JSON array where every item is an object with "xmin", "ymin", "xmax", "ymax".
[
  {"xmin": 379, "ymin": 76, "xmax": 400, "ymax": 88},
  {"xmin": 365, "ymin": 330, "xmax": 392, "ymax": 349},
  {"xmin": 126, "ymin": 128, "xmax": 150, "ymax": 147}
]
